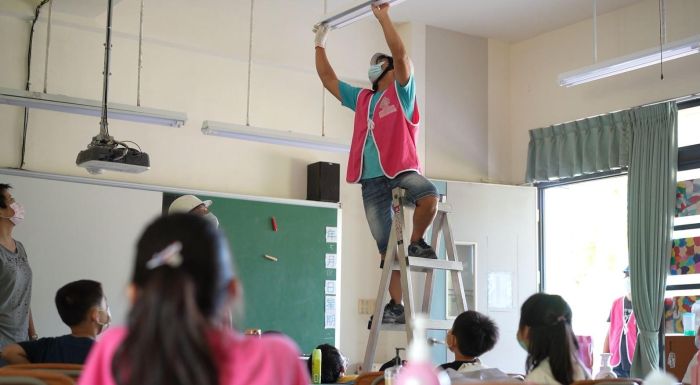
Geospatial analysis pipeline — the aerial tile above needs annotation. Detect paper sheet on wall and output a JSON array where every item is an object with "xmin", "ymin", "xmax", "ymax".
[
  {"xmin": 325, "ymin": 253, "xmax": 337, "ymax": 269},
  {"xmin": 325, "ymin": 295, "xmax": 336, "ymax": 329},
  {"xmin": 487, "ymin": 272, "xmax": 513, "ymax": 310},
  {"xmin": 325, "ymin": 280, "xmax": 336, "ymax": 295},
  {"xmin": 325, "ymin": 295, "xmax": 336, "ymax": 313},
  {"xmin": 326, "ymin": 227, "xmax": 338, "ymax": 243},
  {"xmin": 325, "ymin": 313, "xmax": 336, "ymax": 329}
]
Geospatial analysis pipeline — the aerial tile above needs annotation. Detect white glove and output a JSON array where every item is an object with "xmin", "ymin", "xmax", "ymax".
[{"xmin": 314, "ymin": 24, "xmax": 329, "ymax": 48}]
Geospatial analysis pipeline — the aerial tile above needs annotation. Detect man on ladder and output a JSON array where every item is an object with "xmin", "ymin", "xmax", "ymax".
[{"xmin": 314, "ymin": 3, "xmax": 439, "ymax": 326}]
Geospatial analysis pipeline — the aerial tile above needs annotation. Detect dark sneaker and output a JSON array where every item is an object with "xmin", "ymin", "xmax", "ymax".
[
  {"xmin": 368, "ymin": 301, "xmax": 406, "ymax": 329},
  {"xmin": 408, "ymin": 238, "xmax": 438, "ymax": 259}
]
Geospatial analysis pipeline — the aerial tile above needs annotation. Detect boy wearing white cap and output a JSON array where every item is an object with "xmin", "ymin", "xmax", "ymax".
[
  {"xmin": 168, "ymin": 195, "xmax": 219, "ymax": 228},
  {"xmin": 313, "ymin": 3, "xmax": 439, "ymax": 326}
]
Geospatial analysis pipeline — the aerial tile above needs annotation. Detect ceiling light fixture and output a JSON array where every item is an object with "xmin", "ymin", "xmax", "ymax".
[
  {"xmin": 202, "ymin": 121, "xmax": 349, "ymax": 152},
  {"xmin": 0, "ymin": 87, "xmax": 186, "ymax": 127},
  {"xmin": 314, "ymin": 0, "xmax": 406, "ymax": 30},
  {"xmin": 558, "ymin": 34, "xmax": 700, "ymax": 87}
]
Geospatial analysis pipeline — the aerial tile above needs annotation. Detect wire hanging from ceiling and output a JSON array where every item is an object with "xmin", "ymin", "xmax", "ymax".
[
  {"xmin": 658, "ymin": 0, "xmax": 666, "ymax": 80},
  {"xmin": 137, "ymin": 0, "xmax": 145, "ymax": 106},
  {"xmin": 245, "ymin": 0, "xmax": 255, "ymax": 126}
]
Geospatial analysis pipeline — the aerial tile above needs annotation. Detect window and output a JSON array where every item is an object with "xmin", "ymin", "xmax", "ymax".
[
  {"xmin": 541, "ymin": 175, "xmax": 629, "ymax": 361},
  {"xmin": 537, "ymin": 99, "xmax": 700, "ymax": 369}
]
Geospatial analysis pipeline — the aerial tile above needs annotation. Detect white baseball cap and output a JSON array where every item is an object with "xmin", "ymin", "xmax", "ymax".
[
  {"xmin": 168, "ymin": 195, "xmax": 212, "ymax": 214},
  {"xmin": 370, "ymin": 52, "xmax": 392, "ymax": 65}
]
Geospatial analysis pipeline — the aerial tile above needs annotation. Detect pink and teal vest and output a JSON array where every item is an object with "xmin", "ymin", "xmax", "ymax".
[
  {"xmin": 608, "ymin": 297, "xmax": 637, "ymax": 367},
  {"xmin": 346, "ymin": 83, "xmax": 421, "ymax": 183}
]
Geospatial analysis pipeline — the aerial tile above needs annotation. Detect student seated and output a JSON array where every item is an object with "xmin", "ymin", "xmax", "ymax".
[
  {"xmin": 77, "ymin": 213, "xmax": 309, "ymax": 385},
  {"xmin": 441, "ymin": 310, "xmax": 499, "ymax": 374},
  {"xmin": 1, "ymin": 279, "xmax": 110, "ymax": 364},
  {"xmin": 518, "ymin": 293, "xmax": 591, "ymax": 385},
  {"xmin": 306, "ymin": 344, "xmax": 356, "ymax": 383}
]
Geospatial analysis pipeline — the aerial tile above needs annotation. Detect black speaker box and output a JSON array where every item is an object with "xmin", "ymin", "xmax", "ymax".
[{"xmin": 307, "ymin": 162, "xmax": 340, "ymax": 203}]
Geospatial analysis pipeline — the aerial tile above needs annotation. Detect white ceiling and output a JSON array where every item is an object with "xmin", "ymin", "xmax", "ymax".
[
  {"xmin": 20, "ymin": 0, "xmax": 643, "ymax": 42},
  {"xmin": 389, "ymin": 0, "xmax": 643, "ymax": 42}
]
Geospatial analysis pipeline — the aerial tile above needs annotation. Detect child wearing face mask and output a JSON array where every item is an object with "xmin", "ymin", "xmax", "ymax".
[
  {"xmin": 602, "ymin": 267, "xmax": 637, "ymax": 378},
  {"xmin": 1, "ymin": 280, "xmax": 109, "ymax": 364},
  {"xmin": 518, "ymin": 293, "xmax": 591, "ymax": 385}
]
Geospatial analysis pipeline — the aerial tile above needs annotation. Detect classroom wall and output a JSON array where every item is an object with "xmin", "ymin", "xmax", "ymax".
[
  {"xmin": 0, "ymin": 0, "xmax": 456, "ymax": 366},
  {"xmin": 507, "ymin": 0, "xmax": 700, "ymax": 184},
  {"xmin": 425, "ymin": 26, "xmax": 489, "ymax": 181}
]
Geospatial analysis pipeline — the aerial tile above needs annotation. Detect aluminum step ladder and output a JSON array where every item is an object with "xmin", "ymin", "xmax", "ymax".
[{"xmin": 362, "ymin": 187, "xmax": 468, "ymax": 372}]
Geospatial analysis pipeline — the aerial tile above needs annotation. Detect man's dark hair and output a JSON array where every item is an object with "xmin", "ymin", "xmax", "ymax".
[
  {"xmin": 452, "ymin": 310, "xmax": 499, "ymax": 357},
  {"xmin": 55, "ymin": 280, "xmax": 104, "ymax": 327},
  {"xmin": 307, "ymin": 344, "xmax": 345, "ymax": 383},
  {"xmin": 0, "ymin": 184, "xmax": 11, "ymax": 209}
]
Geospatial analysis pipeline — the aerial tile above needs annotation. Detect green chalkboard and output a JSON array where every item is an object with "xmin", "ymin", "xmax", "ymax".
[{"xmin": 194, "ymin": 195, "xmax": 338, "ymax": 353}]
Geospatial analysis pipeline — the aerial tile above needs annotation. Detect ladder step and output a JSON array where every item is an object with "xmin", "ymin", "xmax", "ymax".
[
  {"xmin": 378, "ymin": 319, "xmax": 453, "ymax": 331},
  {"xmin": 391, "ymin": 257, "xmax": 463, "ymax": 272}
]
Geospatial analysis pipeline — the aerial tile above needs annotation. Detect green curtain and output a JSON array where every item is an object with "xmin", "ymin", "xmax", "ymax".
[
  {"xmin": 526, "ymin": 102, "xmax": 678, "ymax": 377},
  {"xmin": 526, "ymin": 111, "xmax": 631, "ymax": 182},
  {"xmin": 628, "ymin": 102, "xmax": 678, "ymax": 378}
]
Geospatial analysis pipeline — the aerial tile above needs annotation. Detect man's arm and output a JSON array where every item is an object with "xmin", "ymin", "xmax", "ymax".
[
  {"xmin": 373, "ymin": 4, "xmax": 410, "ymax": 86},
  {"xmin": 1, "ymin": 344, "xmax": 31, "ymax": 364},
  {"xmin": 314, "ymin": 25, "xmax": 341, "ymax": 102},
  {"xmin": 315, "ymin": 48, "xmax": 341, "ymax": 102}
]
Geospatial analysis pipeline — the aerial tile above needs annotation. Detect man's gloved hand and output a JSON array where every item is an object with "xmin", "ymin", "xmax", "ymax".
[{"xmin": 313, "ymin": 24, "xmax": 329, "ymax": 48}]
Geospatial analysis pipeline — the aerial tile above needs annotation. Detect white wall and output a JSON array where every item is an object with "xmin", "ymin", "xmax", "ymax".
[
  {"xmin": 2, "ymin": 173, "xmax": 163, "ymax": 337},
  {"xmin": 443, "ymin": 180, "xmax": 538, "ymax": 373},
  {"xmin": 505, "ymin": 0, "xmax": 700, "ymax": 184},
  {"xmin": 425, "ymin": 26, "xmax": 489, "ymax": 181}
]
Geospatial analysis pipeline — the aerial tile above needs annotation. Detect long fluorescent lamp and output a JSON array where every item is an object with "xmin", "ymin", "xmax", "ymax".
[
  {"xmin": 558, "ymin": 34, "xmax": 700, "ymax": 87},
  {"xmin": 314, "ymin": 0, "xmax": 406, "ymax": 30},
  {"xmin": 202, "ymin": 121, "xmax": 350, "ymax": 153},
  {"xmin": 0, "ymin": 87, "xmax": 187, "ymax": 127}
]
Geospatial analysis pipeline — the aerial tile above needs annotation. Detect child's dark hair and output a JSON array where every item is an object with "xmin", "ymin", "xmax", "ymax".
[
  {"xmin": 452, "ymin": 310, "xmax": 499, "ymax": 357},
  {"xmin": 520, "ymin": 293, "xmax": 580, "ymax": 385},
  {"xmin": 307, "ymin": 344, "xmax": 345, "ymax": 383},
  {"xmin": 112, "ymin": 213, "xmax": 236, "ymax": 385},
  {"xmin": 55, "ymin": 280, "xmax": 104, "ymax": 327},
  {"xmin": 0, "ymin": 183, "xmax": 11, "ymax": 208}
]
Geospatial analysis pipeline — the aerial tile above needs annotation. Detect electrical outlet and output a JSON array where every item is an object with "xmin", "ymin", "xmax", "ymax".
[{"xmin": 358, "ymin": 299, "xmax": 376, "ymax": 314}]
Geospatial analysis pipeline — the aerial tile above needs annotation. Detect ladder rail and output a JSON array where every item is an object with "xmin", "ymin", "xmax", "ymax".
[{"xmin": 361, "ymin": 188, "xmax": 468, "ymax": 374}]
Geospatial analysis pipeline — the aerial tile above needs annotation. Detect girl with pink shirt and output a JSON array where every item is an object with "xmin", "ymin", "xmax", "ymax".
[{"xmin": 78, "ymin": 214, "xmax": 309, "ymax": 385}]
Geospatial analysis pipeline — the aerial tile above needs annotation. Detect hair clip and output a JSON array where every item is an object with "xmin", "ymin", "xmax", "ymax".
[
  {"xmin": 146, "ymin": 242, "xmax": 183, "ymax": 270},
  {"xmin": 556, "ymin": 315, "xmax": 567, "ymax": 323}
]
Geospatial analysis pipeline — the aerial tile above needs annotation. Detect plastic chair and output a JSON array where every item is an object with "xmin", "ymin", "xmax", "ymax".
[
  {"xmin": 355, "ymin": 371, "xmax": 384, "ymax": 385},
  {"xmin": 0, "ymin": 365, "xmax": 82, "ymax": 381},
  {"xmin": 0, "ymin": 369, "xmax": 74, "ymax": 385}
]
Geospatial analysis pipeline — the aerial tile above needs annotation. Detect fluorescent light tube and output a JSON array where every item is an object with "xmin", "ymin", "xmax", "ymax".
[
  {"xmin": 0, "ymin": 87, "xmax": 187, "ymax": 127},
  {"xmin": 559, "ymin": 34, "xmax": 700, "ymax": 87},
  {"xmin": 202, "ymin": 121, "xmax": 350, "ymax": 153},
  {"xmin": 314, "ymin": 0, "xmax": 407, "ymax": 30}
]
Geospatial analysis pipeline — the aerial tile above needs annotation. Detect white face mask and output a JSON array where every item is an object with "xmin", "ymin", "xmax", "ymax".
[
  {"xmin": 368, "ymin": 63, "xmax": 385, "ymax": 83},
  {"xmin": 96, "ymin": 307, "xmax": 112, "ymax": 334},
  {"xmin": 1, "ymin": 202, "xmax": 25, "ymax": 226},
  {"xmin": 204, "ymin": 212, "xmax": 219, "ymax": 228},
  {"xmin": 624, "ymin": 277, "xmax": 631, "ymax": 296}
]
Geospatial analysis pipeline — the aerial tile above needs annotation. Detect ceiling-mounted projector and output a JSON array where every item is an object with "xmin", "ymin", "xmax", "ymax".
[
  {"xmin": 76, "ymin": 139, "xmax": 150, "ymax": 175},
  {"xmin": 75, "ymin": 0, "xmax": 151, "ymax": 175}
]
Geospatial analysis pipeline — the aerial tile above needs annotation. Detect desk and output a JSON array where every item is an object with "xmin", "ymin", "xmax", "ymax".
[{"xmin": 665, "ymin": 335, "xmax": 696, "ymax": 381}]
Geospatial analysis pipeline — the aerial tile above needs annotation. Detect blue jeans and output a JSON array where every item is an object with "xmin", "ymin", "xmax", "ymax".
[{"xmin": 360, "ymin": 172, "xmax": 438, "ymax": 256}]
